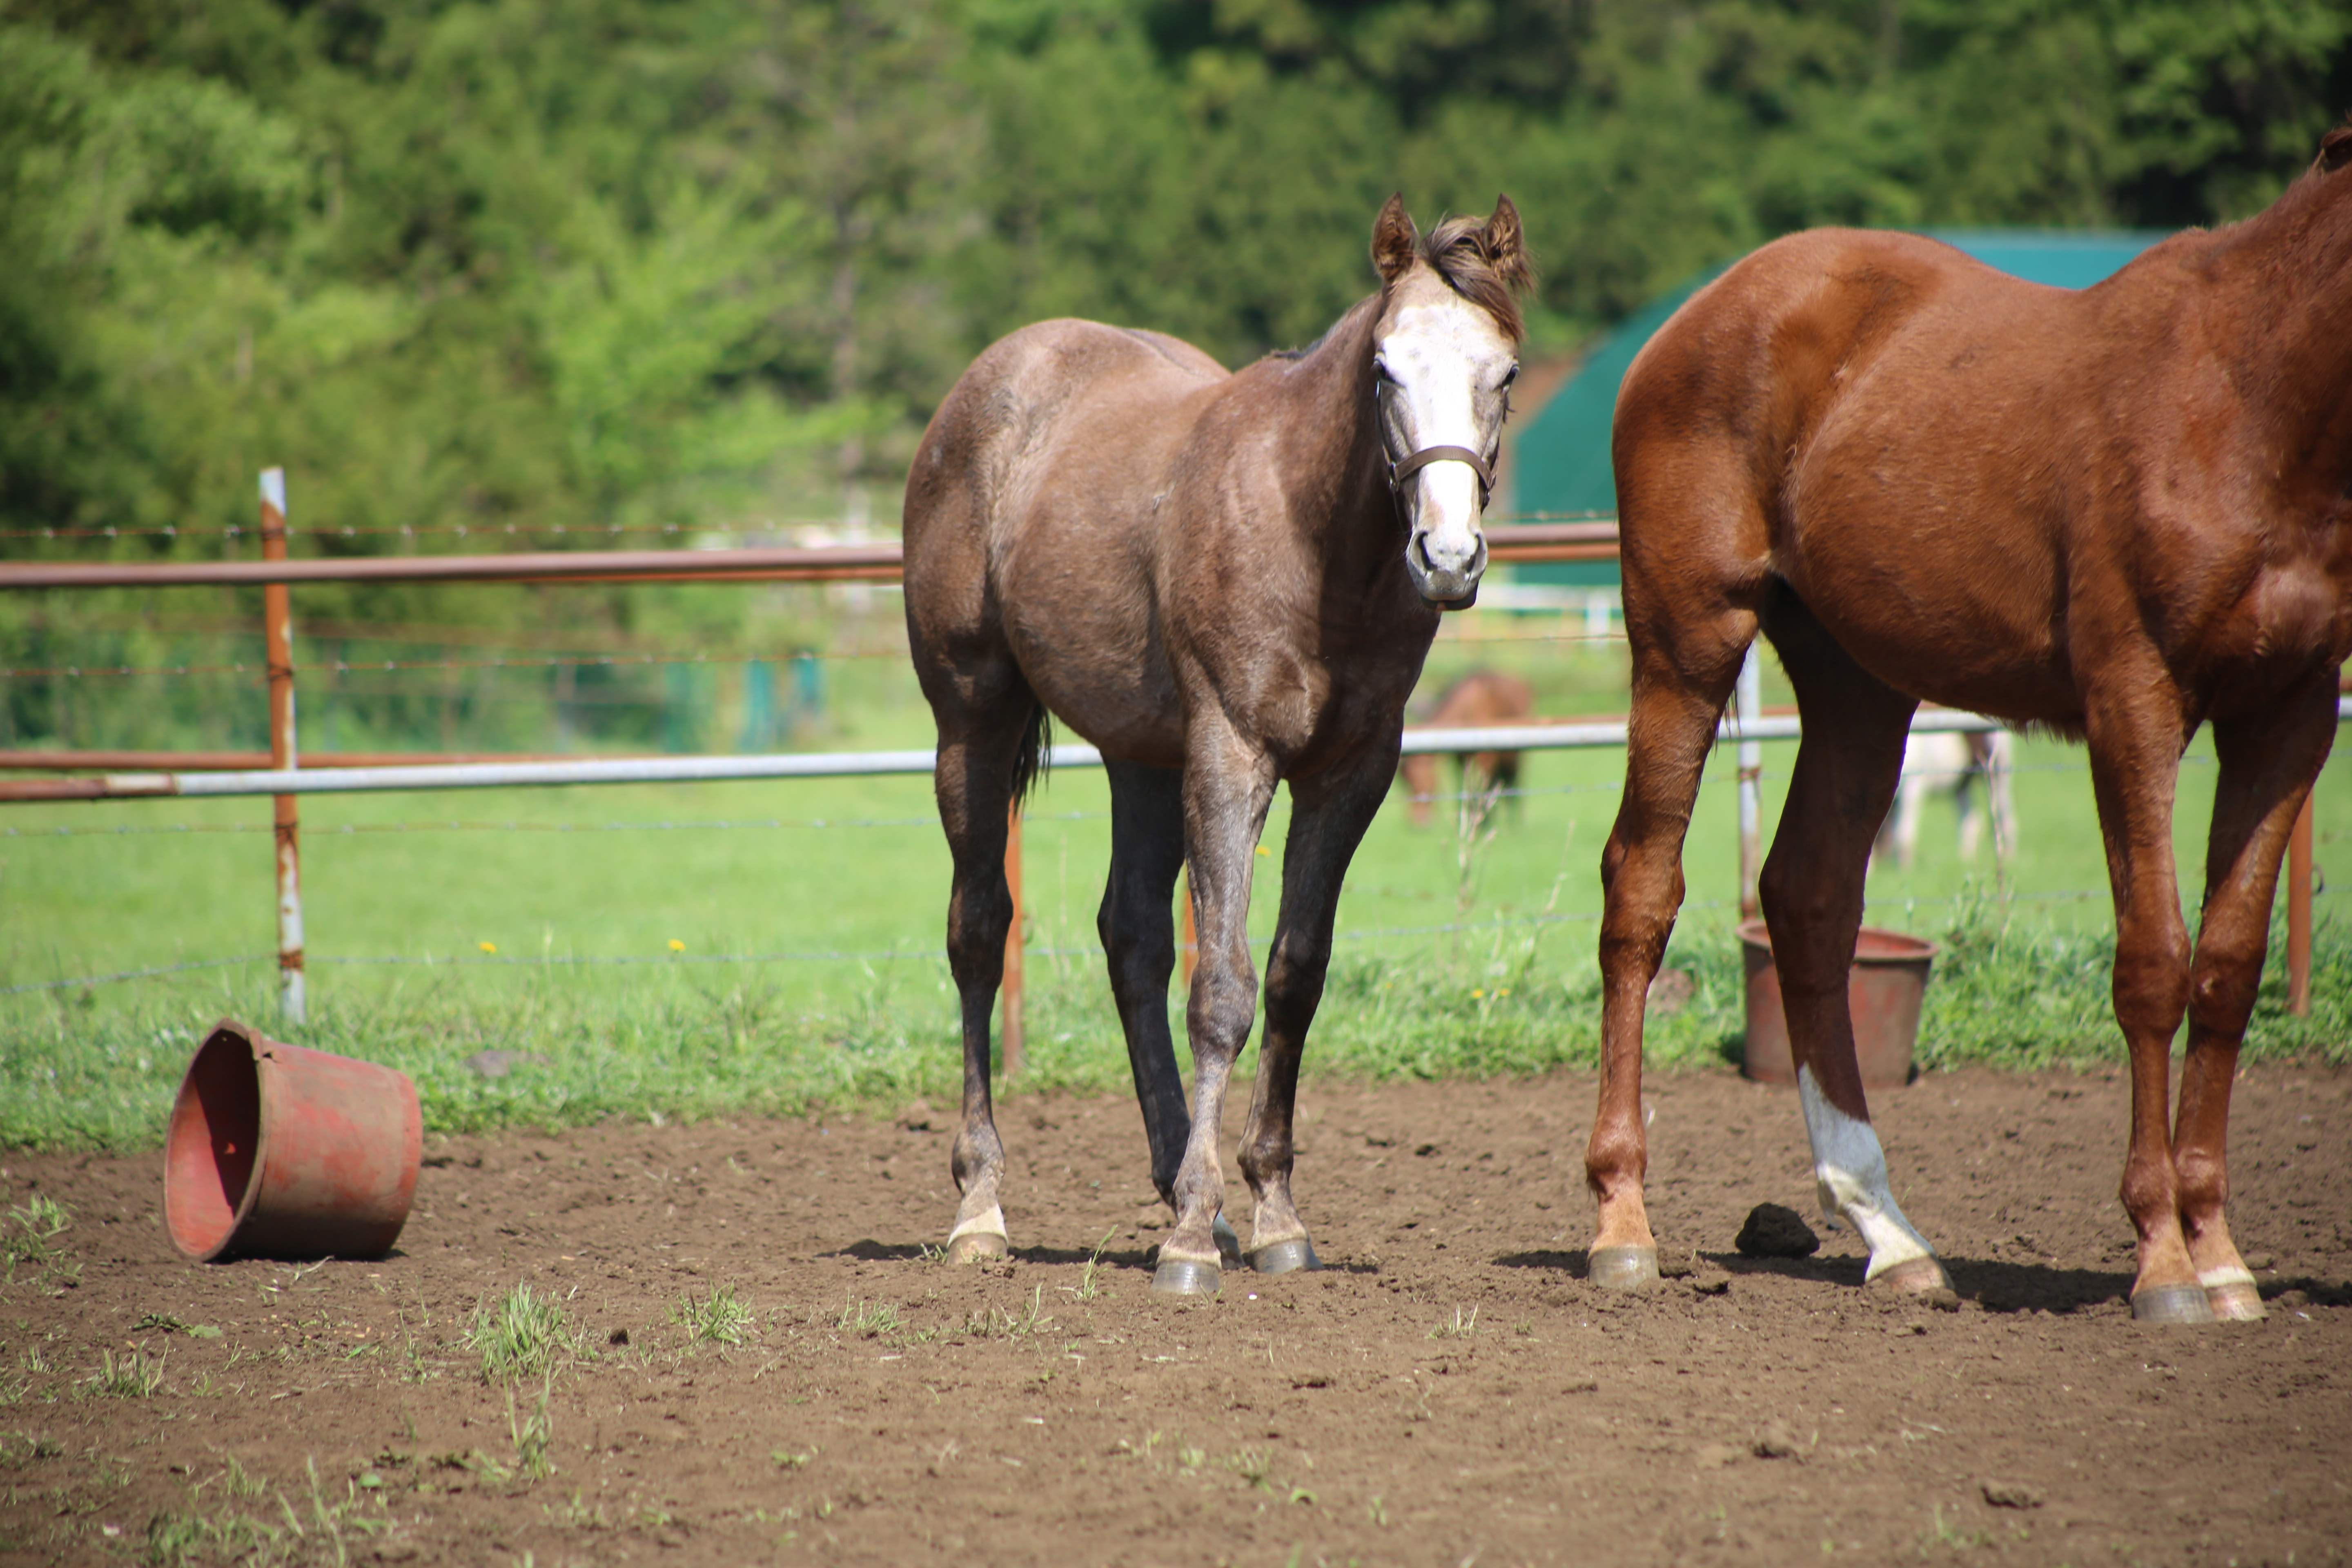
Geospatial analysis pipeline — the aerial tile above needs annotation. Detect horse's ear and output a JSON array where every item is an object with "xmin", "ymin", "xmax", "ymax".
[
  {"xmin": 1372, "ymin": 194, "xmax": 1417, "ymax": 286},
  {"xmin": 2321, "ymin": 123, "xmax": 2352, "ymax": 175},
  {"xmin": 1482, "ymin": 194, "xmax": 1536, "ymax": 294}
]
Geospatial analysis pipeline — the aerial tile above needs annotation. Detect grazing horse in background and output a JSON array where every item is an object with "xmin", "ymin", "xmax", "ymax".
[
  {"xmin": 1873, "ymin": 728, "xmax": 2016, "ymax": 874},
  {"xmin": 1399, "ymin": 668, "xmax": 1535, "ymax": 826},
  {"xmin": 1588, "ymin": 124, "xmax": 2352, "ymax": 1324},
  {"xmin": 904, "ymin": 196, "xmax": 1533, "ymax": 1297}
]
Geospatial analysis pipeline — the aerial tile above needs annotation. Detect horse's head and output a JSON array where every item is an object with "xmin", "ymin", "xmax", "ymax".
[{"xmin": 1370, "ymin": 194, "xmax": 1535, "ymax": 608}]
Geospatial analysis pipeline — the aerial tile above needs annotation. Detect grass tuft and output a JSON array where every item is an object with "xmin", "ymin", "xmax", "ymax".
[
  {"xmin": 80, "ymin": 1347, "xmax": 164, "ymax": 1399},
  {"xmin": 834, "ymin": 1297, "xmax": 901, "ymax": 1339},
  {"xmin": 1426, "ymin": 1306, "xmax": 1479, "ymax": 1341},
  {"xmin": 1, "ymin": 1196, "xmax": 72, "ymax": 1283},
  {"xmin": 465, "ymin": 1284, "xmax": 579, "ymax": 1384},
  {"xmin": 668, "ymin": 1283, "xmax": 755, "ymax": 1347},
  {"xmin": 507, "ymin": 1375, "xmax": 557, "ymax": 1482}
]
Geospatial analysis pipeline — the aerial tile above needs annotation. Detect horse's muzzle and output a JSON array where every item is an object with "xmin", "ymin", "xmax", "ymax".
[{"xmin": 1407, "ymin": 526, "xmax": 1488, "ymax": 609}]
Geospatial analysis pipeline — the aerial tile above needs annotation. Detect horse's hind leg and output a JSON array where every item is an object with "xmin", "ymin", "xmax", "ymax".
[
  {"xmin": 1758, "ymin": 599, "xmax": 1945, "ymax": 1293},
  {"xmin": 1590, "ymin": 584, "xmax": 1754, "ymax": 1287},
  {"xmin": 1098, "ymin": 762, "xmax": 1238, "ymax": 1268},
  {"xmin": 1236, "ymin": 746, "xmax": 1394, "ymax": 1276},
  {"xmin": 927, "ymin": 687, "xmax": 1038, "ymax": 1263},
  {"xmin": 2170, "ymin": 682, "xmax": 2337, "ymax": 1320}
]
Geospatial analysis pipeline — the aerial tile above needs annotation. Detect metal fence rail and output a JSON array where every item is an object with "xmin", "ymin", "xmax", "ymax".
[
  {"xmin": 3, "ymin": 470, "xmax": 2335, "ymax": 1042},
  {"xmin": 0, "ymin": 707, "xmax": 2038, "ymax": 802}
]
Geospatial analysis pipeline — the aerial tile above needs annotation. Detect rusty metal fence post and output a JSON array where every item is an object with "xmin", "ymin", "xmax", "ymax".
[
  {"xmin": 1735, "ymin": 644, "xmax": 1763, "ymax": 921},
  {"xmin": 260, "ymin": 470, "xmax": 306, "ymax": 1025},
  {"xmin": 1180, "ymin": 869, "xmax": 1197, "ymax": 989},
  {"xmin": 2288, "ymin": 793, "xmax": 2314, "ymax": 1017},
  {"xmin": 1000, "ymin": 804, "xmax": 1024, "ymax": 1076}
]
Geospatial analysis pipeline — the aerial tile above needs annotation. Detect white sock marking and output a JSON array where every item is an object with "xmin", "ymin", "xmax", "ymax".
[
  {"xmin": 1796, "ymin": 1066, "xmax": 1936, "ymax": 1281},
  {"xmin": 948, "ymin": 1205, "xmax": 1007, "ymax": 1244}
]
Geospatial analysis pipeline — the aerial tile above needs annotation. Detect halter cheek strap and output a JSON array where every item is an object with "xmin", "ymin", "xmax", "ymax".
[{"xmin": 1388, "ymin": 444, "xmax": 1495, "ymax": 508}]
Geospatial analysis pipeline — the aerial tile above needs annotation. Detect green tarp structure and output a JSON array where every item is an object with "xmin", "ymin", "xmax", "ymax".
[{"xmin": 1510, "ymin": 230, "xmax": 2168, "ymax": 588}]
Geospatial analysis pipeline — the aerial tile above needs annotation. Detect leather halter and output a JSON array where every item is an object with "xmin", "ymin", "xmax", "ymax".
[
  {"xmin": 1374, "ymin": 368, "xmax": 1498, "ymax": 530},
  {"xmin": 1387, "ymin": 443, "xmax": 1494, "ymax": 509}
]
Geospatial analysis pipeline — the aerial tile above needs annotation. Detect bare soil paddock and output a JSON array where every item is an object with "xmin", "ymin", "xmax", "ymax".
[{"xmin": 3, "ymin": 1063, "xmax": 2348, "ymax": 1567}]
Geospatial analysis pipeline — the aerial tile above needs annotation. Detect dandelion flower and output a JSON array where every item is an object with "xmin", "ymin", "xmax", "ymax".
[
  {"xmin": 1470, "ymin": 988, "xmax": 1486, "ymax": 999},
  {"xmin": 1254, "ymin": 845, "xmax": 1270, "ymax": 857},
  {"xmin": 478, "ymin": 941, "xmax": 497, "ymax": 955},
  {"xmin": 668, "ymin": 938, "xmax": 686, "ymax": 952}
]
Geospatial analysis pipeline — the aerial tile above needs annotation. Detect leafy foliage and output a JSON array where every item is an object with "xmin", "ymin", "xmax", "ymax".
[{"xmin": 2, "ymin": 0, "xmax": 2345, "ymax": 560}]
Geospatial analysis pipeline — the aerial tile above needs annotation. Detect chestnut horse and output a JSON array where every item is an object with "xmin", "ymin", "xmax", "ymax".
[
  {"xmin": 1591, "ymin": 125, "xmax": 2352, "ymax": 1323},
  {"xmin": 904, "ymin": 197, "xmax": 1532, "ymax": 1296},
  {"xmin": 1399, "ymin": 668, "xmax": 1535, "ymax": 826}
]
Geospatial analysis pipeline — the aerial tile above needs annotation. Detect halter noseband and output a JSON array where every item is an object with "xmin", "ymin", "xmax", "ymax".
[{"xmin": 1387, "ymin": 444, "xmax": 1494, "ymax": 510}]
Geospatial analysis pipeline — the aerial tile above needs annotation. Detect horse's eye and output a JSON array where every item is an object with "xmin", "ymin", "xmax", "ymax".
[
  {"xmin": 1373, "ymin": 359, "xmax": 1398, "ymax": 385},
  {"xmin": 1499, "ymin": 363, "xmax": 1519, "ymax": 390}
]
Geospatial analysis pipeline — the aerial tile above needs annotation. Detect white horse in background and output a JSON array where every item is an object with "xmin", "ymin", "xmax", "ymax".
[{"xmin": 1874, "ymin": 728, "xmax": 2016, "ymax": 873}]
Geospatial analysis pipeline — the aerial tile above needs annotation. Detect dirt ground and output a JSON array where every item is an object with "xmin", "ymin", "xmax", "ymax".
[{"xmin": 2, "ymin": 1061, "xmax": 2348, "ymax": 1568}]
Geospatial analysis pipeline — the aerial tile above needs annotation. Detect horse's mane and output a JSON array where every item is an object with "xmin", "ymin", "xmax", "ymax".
[{"xmin": 1418, "ymin": 215, "xmax": 1537, "ymax": 343}]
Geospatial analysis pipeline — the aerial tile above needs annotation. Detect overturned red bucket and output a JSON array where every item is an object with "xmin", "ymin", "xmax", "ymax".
[
  {"xmin": 164, "ymin": 1020, "xmax": 421, "ymax": 1262},
  {"xmin": 1738, "ymin": 920, "xmax": 1936, "ymax": 1091}
]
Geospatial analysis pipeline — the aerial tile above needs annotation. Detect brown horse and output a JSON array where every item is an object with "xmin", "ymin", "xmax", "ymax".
[
  {"xmin": 903, "ymin": 197, "xmax": 1532, "ymax": 1296},
  {"xmin": 1399, "ymin": 668, "xmax": 1535, "ymax": 826},
  {"xmin": 1590, "ymin": 125, "xmax": 2352, "ymax": 1323}
]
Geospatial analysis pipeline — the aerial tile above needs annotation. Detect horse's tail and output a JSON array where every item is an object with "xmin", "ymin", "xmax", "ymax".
[{"xmin": 1010, "ymin": 699, "xmax": 1054, "ymax": 810}]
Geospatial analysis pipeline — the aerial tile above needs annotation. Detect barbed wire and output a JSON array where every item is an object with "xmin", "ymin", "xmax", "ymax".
[
  {"xmin": 1, "ymin": 649, "xmax": 879, "ymax": 680},
  {"xmin": 2, "ymin": 513, "xmax": 1605, "ymax": 546},
  {"xmin": 3, "ymin": 628, "xmax": 1635, "ymax": 682},
  {"xmin": 0, "ymin": 954, "xmax": 271, "ymax": 997},
  {"xmin": 0, "ymin": 520, "xmax": 862, "ymax": 544},
  {"xmin": 7, "ymin": 880, "xmax": 2331, "ymax": 998}
]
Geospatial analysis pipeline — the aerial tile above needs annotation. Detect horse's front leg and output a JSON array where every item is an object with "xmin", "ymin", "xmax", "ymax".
[
  {"xmin": 2082, "ymin": 683, "xmax": 2207, "ymax": 1321},
  {"xmin": 1757, "ymin": 606, "xmax": 1946, "ymax": 1294},
  {"xmin": 1151, "ymin": 728, "xmax": 1277, "ymax": 1298},
  {"xmin": 2173, "ymin": 684, "xmax": 2339, "ymax": 1320},
  {"xmin": 1591, "ymin": 609, "xmax": 1753, "ymax": 1287},
  {"xmin": 1236, "ymin": 746, "xmax": 1395, "ymax": 1275}
]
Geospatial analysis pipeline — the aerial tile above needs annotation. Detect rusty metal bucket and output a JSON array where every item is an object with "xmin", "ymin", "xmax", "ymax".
[
  {"xmin": 1738, "ymin": 920, "xmax": 1935, "ymax": 1090},
  {"xmin": 163, "ymin": 1019, "xmax": 421, "ymax": 1262}
]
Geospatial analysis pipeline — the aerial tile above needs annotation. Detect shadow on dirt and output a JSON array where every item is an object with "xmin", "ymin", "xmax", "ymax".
[{"xmin": 1494, "ymin": 1245, "xmax": 2152, "ymax": 1314}]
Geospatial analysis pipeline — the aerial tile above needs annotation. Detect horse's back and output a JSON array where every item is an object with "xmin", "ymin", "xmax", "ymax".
[{"xmin": 903, "ymin": 318, "xmax": 1229, "ymax": 759}]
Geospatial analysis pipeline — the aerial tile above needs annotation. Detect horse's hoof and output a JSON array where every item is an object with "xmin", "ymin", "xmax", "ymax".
[
  {"xmin": 1587, "ymin": 1245, "xmax": 1659, "ymax": 1290},
  {"xmin": 2131, "ymin": 1282, "xmax": 2217, "ymax": 1324},
  {"xmin": 2201, "ymin": 1278, "xmax": 2258, "ymax": 1326},
  {"xmin": 2204, "ymin": 1278, "xmax": 2266, "ymax": 1321},
  {"xmin": 945, "ymin": 1232, "xmax": 1009, "ymax": 1265},
  {"xmin": 1870, "ymin": 1256, "xmax": 1952, "ymax": 1295},
  {"xmin": 1249, "ymin": 1238, "xmax": 1322, "ymax": 1276},
  {"xmin": 1150, "ymin": 1258, "xmax": 1221, "ymax": 1298},
  {"xmin": 1213, "ymin": 1214, "xmax": 1243, "ymax": 1272}
]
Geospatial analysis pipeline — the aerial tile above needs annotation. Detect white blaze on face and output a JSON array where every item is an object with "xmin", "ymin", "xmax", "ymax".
[
  {"xmin": 1795, "ymin": 1065, "xmax": 1936, "ymax": 1281},
  {"xmin": 1376, "ymin": 287, "xmax": 1514, "ymax": 603}
]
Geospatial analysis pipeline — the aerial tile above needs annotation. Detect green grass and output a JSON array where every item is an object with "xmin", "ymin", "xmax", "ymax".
[
  {"xmin": 668, "ymin": 1283, "xmax": 755, "ymax": 1348},
  {"xmin": 2, "ymin": 626, "xmax": 2347, "ymax": 1152},
  {"xmin": 465, "ymin": 1284, "xmax": 579, "ymax": 1385}
]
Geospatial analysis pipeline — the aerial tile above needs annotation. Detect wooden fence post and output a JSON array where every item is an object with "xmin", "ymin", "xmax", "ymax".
[
  {"xmin": 260, "ymin": 469, "xmax": 306, "ymax": 1025},
  {"xmin": 2287, "ymin": 793, "xmax": 2314, "ymax": 1018},
  {"xmin": 1001, "ymin": 804, "xmax": 1024, "ymax": 1076}
]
